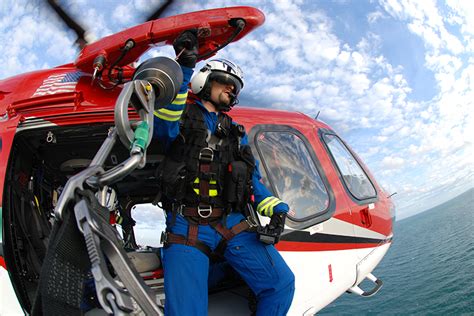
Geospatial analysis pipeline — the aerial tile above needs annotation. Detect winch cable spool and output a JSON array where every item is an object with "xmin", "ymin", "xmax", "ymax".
[
  {"xmin": 87, "ymin": 56, "xmax": 183, "ymax": 187},
  {"xmin": 114, "ymin": 57, "xmax": 182, "ymax": 150}
]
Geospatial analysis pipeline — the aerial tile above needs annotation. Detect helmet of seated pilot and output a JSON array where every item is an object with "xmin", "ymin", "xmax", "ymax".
[{"xmin": 190, "ymin": 58, "xmax": 244, "ymax": 111}]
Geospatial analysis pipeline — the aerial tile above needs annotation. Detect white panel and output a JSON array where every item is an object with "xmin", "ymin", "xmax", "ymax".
[
  {"xmin": 282, "ymin": 249, "xmax": 359, "ymax": 315},
  {"xmin": 0, "ymin": 267, "xmax": 24, "ymax": 315}
]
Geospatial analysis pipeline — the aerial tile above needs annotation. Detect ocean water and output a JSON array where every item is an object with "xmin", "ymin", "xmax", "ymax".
[{"xmin": 320, "ymin": 189, "xmax": 474, "ymax": 315}]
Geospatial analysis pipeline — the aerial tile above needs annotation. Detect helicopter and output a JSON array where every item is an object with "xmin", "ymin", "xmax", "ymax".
[{"xmin": 0, "ymin": 4, "xmax": 395, "ymax": 315}]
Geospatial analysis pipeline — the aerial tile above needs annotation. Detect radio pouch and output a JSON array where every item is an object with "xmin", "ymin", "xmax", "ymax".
[
  {"xmin": 224, "ymin": 161, "xmax": 249, "ymax": 212},
  {"xmin": 156, "ymin": 159, "xmax": 187, "ymax": 202}
]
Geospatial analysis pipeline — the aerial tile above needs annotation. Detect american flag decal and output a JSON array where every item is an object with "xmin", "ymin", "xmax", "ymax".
[{"xmin": 32, "ymin": 71, "xmax": 82, "ymax": 97}]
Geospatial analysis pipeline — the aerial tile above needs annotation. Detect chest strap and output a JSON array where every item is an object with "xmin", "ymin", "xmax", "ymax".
[
  {"xmin": 182, "ymin": 205, "xmax": 224, "ymax": 219},
  {"xmin": 198, "ymin": 147, "xmax": 214, "ymax": 204}
]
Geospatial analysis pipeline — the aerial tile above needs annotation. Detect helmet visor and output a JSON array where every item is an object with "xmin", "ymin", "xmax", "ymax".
[{"xmin": 209, "ymin": 72, "xmax": 242, "ymax": 95}]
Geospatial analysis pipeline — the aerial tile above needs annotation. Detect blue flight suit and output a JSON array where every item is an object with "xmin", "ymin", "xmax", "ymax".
[{"xmin": 153, "ymin": 66, "xmax": 295, "ymax": 316}]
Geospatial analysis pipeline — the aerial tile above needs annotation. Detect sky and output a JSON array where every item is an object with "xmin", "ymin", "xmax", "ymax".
[{"xmin": 0, "ymin": 0, "xmax": 472, "ymax": 220}]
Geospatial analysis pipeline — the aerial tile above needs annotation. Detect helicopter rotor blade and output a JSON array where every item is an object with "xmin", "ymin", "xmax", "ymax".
[
  {"xmin": 145, "ymin": 0, "xmax": 174, "ymax": 21},
  {"xmin": 46, "ymin": 0, "xmax": 88, "ymax": 49}
]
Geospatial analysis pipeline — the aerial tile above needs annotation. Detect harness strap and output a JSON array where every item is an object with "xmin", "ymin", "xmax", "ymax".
[
  {"xmin": 165, "ymin": 232, "xmax": 212, "ymax": 257},
  {"xmin": 211, "ymin": 220, "xmax": 253, "ymax": 260},
  {"xmin": 186, "ymin": 223, "xmax": 199, "ymax": 246},
  {"xmin": 211, "ymin": 220, "xmax": 252, "ymax": 241},
  {"xmin": 182, "ymin": 206, "xmax": 224, "ymax": 218},
  {"xmin": 199, "ymin": 163, "xmax": 211, "ymax": 202},
  {"xmin": 212, "ymin": 222, "xmax": 235, "ymax": 240},
  {"xmin": 165, "ymin": 219, "xmax": 252, "ymax": 258},
  {"xmin": 230, "ymin": 220, "xmax": 253, "ymax": 236}
]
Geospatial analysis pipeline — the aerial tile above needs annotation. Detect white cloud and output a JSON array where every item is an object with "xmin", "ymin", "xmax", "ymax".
[
  {"xmin": 0, "ymin": 1, "xmax": 77, "ymax": 79},
  {"xmin": 381, "ymin": 156, "xmax": 405, "ymax": 169},
  {"xmin": 445, "ymin": 0, "xmax": 474, "ymax": 49},
  {"xmin": 367, "ymin": 11, "xmax": 385, "ymax": 24},
  {"xmin": 113, "ymin": 4, "xmax": 134, "ymax": 25}
]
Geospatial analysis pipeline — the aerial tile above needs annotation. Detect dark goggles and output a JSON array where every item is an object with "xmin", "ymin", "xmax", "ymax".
[{"xmin": 209, "ymin": 72, "xmax": 242, "ymax": 95}]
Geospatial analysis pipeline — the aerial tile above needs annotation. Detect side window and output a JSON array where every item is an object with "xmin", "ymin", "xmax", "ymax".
[
  {"xmin": 323, "ymin": 134, "xmax": 376, "ymax": 200},
  {"xmin": 255, "ymin": 131, "xmax": 329, "ymax": 220}
]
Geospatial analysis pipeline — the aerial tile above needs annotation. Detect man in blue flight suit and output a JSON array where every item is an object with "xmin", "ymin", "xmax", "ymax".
[{"xmin": 153, "ymin": 30, "xmax": 295, "ymax": 316}]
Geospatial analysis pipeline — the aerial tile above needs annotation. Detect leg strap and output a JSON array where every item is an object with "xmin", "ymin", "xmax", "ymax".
[
  {"xmin": 165, "ymin": 229, "xmax": 212, "ymax": 258},
  {"xmin": 164, "ymin": 219, "xmax": 253, "ymax": 259},
  {"xmin": 212, "ymin": 220, "xmax": 252, "ymax": 241},
  {"xmin": 210, "ymin": 220, "xmax": 253, "ymax": 259},
  {"xmin": 186, "ymin": 223, "xmax": 199, "ymax": 246}
]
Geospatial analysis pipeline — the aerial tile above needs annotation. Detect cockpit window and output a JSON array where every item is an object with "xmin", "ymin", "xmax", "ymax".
[
  {"xmin": 255, "ymin": 131, "xmax": 329, "ymax": 220},
  {"xmin": 323, "ymin": 134, "xmax": 376, "ymax": 200}
]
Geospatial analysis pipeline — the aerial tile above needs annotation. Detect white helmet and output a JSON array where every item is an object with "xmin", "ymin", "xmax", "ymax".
[{"xmin": 191, "ymin": 59, "xmax": 244, "ymax": 109}]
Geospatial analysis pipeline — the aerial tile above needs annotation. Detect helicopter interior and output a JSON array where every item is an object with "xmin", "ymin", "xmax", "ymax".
[{"xmin": 3, "ymin": 123, "xmax": 255, "ymax": 313}]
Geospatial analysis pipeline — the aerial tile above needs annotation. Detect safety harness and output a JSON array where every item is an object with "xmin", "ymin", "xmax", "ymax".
[{"xmin": 156, "ymin": 102, "xmax": 257, "ymax": 258}]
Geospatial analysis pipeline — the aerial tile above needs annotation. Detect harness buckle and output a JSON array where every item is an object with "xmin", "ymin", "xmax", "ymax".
[
  {"xmin": 246, "ymin": 216, "xmax": 258, "ymax": 228},
  {"xmin": 173, "ymin": 203, "xmax": 185, "ymax": 217},
  {"xmin": 177, "ymin": 204, "xmax": 185, "ymax": 217},
  {"xmin": 160, "ymin": 231, "xmax": 168, "ymax": 245},
  {"xmin": 198, "ymin": 205, "xmax": 212, "ymax": 218},
  {"xmin": 199, "ymin": 147, "xmax": 214, "ymax": 162}
]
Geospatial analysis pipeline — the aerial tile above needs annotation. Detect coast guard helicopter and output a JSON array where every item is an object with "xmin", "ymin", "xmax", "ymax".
[{"xmin": 0, "ymin": 3, "xmax": 395, "ymax": 315}]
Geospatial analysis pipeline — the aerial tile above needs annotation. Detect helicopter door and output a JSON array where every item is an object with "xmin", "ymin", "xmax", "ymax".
[
  {"xmin": 249, "ymin": 125, "xmax": 359, "ymax": 313},
  {"xmin": 321, "ymin": 133, "xmax": 390, "ymax": 297},
  {"xmin": 321, "ymin": 133, "xmax": 378, "ymax": 234},
  {"xmin": 320, "ymin": 132, "xmax": 389, "ymax": 248}
]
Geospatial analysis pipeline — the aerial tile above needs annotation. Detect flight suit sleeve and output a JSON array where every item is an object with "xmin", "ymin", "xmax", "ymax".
[
  {"xmin": 152, "ymin": 66, "xmax": 193, "ymax": 149},
  {"xmin": 240, "ymin": 134, "xmax": 289, "ymax": 217}
]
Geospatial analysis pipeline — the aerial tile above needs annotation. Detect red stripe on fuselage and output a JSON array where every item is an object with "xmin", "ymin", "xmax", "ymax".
[
  {"xmin": 276, "ymin": 241, "xmax": 387, "ymax": 251},
  {"xmin": 0, "ymin": 256, "xmax": 6, "ymax": 269}
]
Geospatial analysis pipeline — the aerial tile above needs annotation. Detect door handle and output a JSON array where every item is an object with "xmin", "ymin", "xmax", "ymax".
[{"xmin": 359, "ymin": 207, "xmax": 372, "ymax": 227}]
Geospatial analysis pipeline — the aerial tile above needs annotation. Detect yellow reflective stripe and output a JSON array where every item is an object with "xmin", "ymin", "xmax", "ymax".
[
  {"xmin": 175, "ymin": 92, "xmax": 188, "ymax": 100},
  {"xmin": 171, "ymin": 92, "xmax": 188, "ymax": 105},
  {"xmin": 265, "ymin": 199, "xmax": 282, "ymax": 217},
  {"xmin": 209, "ymin": 179, "xmax": 218, "ymax": 196},
  {"xmin": 154, "ymin": 108, "xmax": 184, "ymax": 121},
  {"xmin": 116, "ymin": 215, "xmax": 123, "ymax": 225},
  {"xmin": 257, "ymin": 197, "xmax": 275, "ymax": 215},
  {"xmin": 257, "ymin": 196, "xmax": 282, "ymax": 217},
  {"xmin": 193, "ymin": 178, "xmax": 218, "ymax": 196},
  {"xmin": 194, "ymin": 177, "xmax": 200, "ymax": 194}
]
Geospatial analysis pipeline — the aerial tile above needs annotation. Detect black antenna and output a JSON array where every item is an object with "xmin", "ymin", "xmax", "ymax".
[
  {"xmin": 315, "ymin": 110, "xmax": 320, "ymax": 120},
  {"xmin": 388, "ymin": 192, "xmax": 397, "ymax": 198}
]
